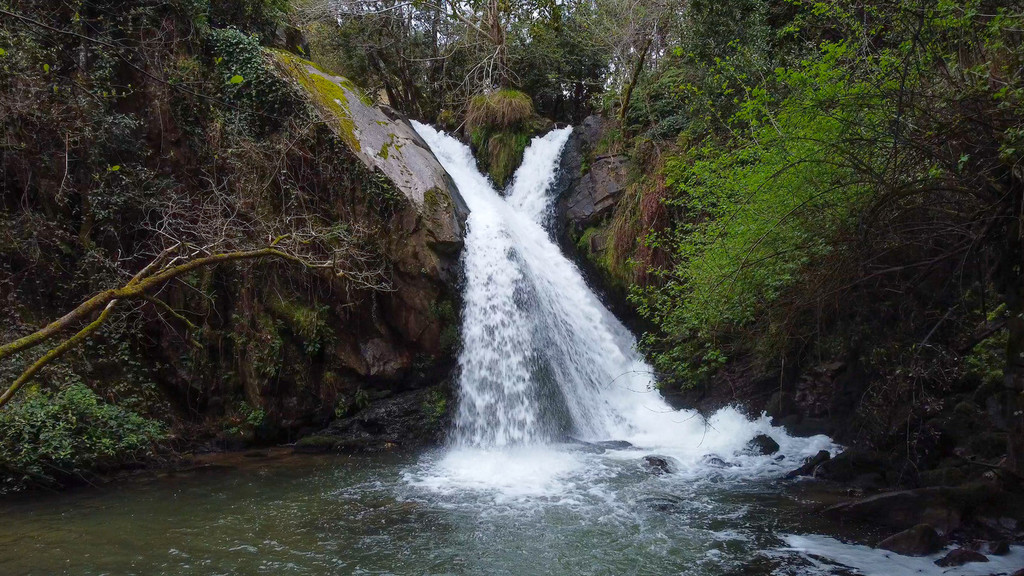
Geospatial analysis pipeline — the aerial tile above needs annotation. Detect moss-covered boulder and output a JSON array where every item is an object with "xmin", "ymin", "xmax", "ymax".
[
  {"xmin": 271, "ymin": 51, "xmax": 468, "ymax": 257},
  {"xmin": 465, "ymin": 89, "xmax": 552, "ymax": 188}
]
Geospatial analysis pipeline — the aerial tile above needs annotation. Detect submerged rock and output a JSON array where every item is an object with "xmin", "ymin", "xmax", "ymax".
[
  {"xmin": 637, "ymin": 493, "xmax": 688, "ymax": 512},
  {"xmin": 701, "ymin": 454, "xmax": 735, "ymax": 468},
  {"xmin": 566, "ymin": 441, "xmax": 605, "ymax": 454},
  {"xmin": 785, "ymin": 450, "xmax": 831, "ymax": 479},
  {"xmin": 934, "ymin": 547, "xmax": 988, "ymax": 567},
  {"xmin": 742, "ymin": 434, "xmax": 780, "ymax": 456},
  {"xmin": 297, "ymin": 385, "xmax": 451, "ymax": 454},
  {"xmin": 876, "ymin": 524, "xmax": 944, "ymax": 556},
  {"xmin": 566, "ymin": 439, "xmax": 634, "ymax": 453},
  {"xmin": 988, "ymin": 540, "xmax": 1010, "ymax": 555},
  {"xmin": 643, "ymin": 455, "xmax": 679, "ymax": 475},
  {"xmin": 293, "ymin": 435, "xmax": 342, "ymax": 454},
  {"xmin": 822, "ymin": 484, "xmax": 1024, "ymax": 536},
  {"xmin": 595, "ymin": 440, "xmax": 634, "ymax": 450}
]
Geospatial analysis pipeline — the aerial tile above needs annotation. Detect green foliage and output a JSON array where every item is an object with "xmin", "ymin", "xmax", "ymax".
[
  {"xmin": 0, "ymin": 385, "xmax": 165, "ymax": 492},
  {"xmin": 511, "ymin": 6, "xmax": 611, "ymax": 121},
  {"xmin": 429, "ymin": 300, "xmax": 460, "ymax": 352},
  {"xmin": 478, "ymin": 130, "xmax": 533, "ymax": 188},
  {"xmin": 636, "ymin": 41, "xmax": 884, "ymax": 379},
  {"xmin": 207, "ymin": 0, "xmax": 290, "ymax": 42},
  {"xmin": 300, "ymin": 0, "xmax": 608, "ymax": 124},
  {"xmin": 268, "ymin": 298, "xmax": 334, "ymax": 356},
  {"xmin": 208, "ymin": 28, "xmax": 297, "ymax": 134},
  {"xmin": 223, "ymin": 400, "xmax": 266, "ymax": 435},
  {"xmin": 630, "ymin": 0, "xmax": 1024, "ymax": 386},
  {"xmin": 0, "ymin": 0, "xmax": 399, "ymax": 458},
  {"xmin": 422, "ymin": 388, "xmax": 448, "ymax": 424},
  {"xmin": 464, "ymin": 91, "xmax": 545, "ymax": 186},
  {"xmin": 963, "ymin": 329, "xmax": 1009, "ymax": 391}
]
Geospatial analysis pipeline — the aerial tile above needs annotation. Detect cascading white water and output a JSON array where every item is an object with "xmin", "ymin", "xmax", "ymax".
[{"xmin": 411, "ymin": 122, "xmax": 836, "ymax": 493}]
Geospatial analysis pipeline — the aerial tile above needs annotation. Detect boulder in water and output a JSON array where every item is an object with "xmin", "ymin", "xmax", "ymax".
[
  {"xmin": 595, "ymin": 440, "xmax": 634, "ymax": 450},
  {"xmin": 566, "ymin": 439, "xmax": 634, "ymax": 453},
  {"xmin": 643, "ymin": 455, "xmax": 679, "ymax": 475},
  {"xmin": 741, "ymin": 434, "xmax": 780, "ymax": 456},
  {"xmin": 785, "ymin": 450, "xmax": 831, "ymax": 479},
  {"xmin": 568, "ymin": 442, "xmax": 605, "ymax": 454},
  {"xmin": 988, "ymin": 540, "xmax": 1010, "ymax": 555},
  {"xmin": 701, "ymin": 454, "xmax": 735, "ymax": 468},
  {"xmin": 934, "ymin": 547, "xmax": 988, "ymax": 567},
  {"xmin": 814, "ymin": 448, "xmax": 888, "ymax": 483},
  {"xmin": 876, "ymin": 524, "xmax": 944, "ymax": 556}
]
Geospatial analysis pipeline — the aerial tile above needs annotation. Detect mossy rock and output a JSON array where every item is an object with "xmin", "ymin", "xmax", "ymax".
[
  {"xmin": 918, "ymin": 466, "xmax": 969, "ymax": 487},
  {"xmin": 466, "ymin": 90, "xmax": 553, "ymax": 187},
  {"xmin": 293, "ymin": 434, "xmax": 341, "ymax": 453},
  {"xmin": 968, "ymin": 431, "xmax": 1007, "ymax": 460},
  {"xmin": 270, "ymin": 49, "xmax": 364, "ymax": 151}
]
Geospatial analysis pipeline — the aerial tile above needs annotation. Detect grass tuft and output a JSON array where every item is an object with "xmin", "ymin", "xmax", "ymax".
[{"xmin": 465, "ymin": 89, "xmax": 534, "ymax": 131}]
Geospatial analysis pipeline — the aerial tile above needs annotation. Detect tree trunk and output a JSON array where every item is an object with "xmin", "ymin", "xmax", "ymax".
[
  {"xmin": 1005, "ymin": 179, "xmax": 1024, "ymax": 472},
  {"xmin": 619, "ymin": 37, "xmax": 653, "ymax": 128}
]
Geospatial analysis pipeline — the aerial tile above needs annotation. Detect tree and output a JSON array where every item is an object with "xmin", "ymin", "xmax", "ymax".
[
  {"xmin": 296, "ymin": 0, "xmax": 611, "ymax": 123},
  {"xmin": 0, "ymin": 184, "xmax": 390, "ymax": 409}
]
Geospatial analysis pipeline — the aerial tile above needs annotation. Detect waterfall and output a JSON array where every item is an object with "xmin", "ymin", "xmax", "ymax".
[{"xmin": 412, "ymin": 123, "xmax": 835, "ymax": 474}]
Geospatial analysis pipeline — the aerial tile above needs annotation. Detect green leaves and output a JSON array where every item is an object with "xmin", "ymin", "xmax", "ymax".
[
  {"xmin": 0, "ymin": 385, "xmax": 164, "ymax": 492},
  {"xmin": 229, "ymin": 74, "xmax": 244, "ymax": 84},
  {"xmin": 636, "ymin": 38, "xmax": 889, "ymax": 383}
]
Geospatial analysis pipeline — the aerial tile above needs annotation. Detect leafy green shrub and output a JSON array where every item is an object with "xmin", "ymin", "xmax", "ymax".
[
  {"xmin": 635, "ymin": 41, "xmax": 885, "ymax": 383},
  {"xmin": 422, "ymin": 388, "xmax": 447, "ymax": 424},
  {"xmin": 208, "ymin": 27, "xmax": 298, "ymax": 134},
  {"xmin": 0, "ymin": 385, "xmax": 165, "ymax": 492},
  {"xmin": 207, "ymin": 0, "xmax": 290, "ymax": 43},
  {"xmin": 223, "ymin": 400, "xmax": 266, "ymax": 436}
]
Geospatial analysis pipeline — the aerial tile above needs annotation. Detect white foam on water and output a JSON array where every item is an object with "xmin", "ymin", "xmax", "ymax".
[
  {"xmin": 406, "ymin": 446, "xmax": 588, "ymax": 502},
  {"xmin": 782, "ymin": 534, "xmax": 1024, "ymax": 576},
  {"xmin": 411, "ymin": 122, "xmax": 839, "ymax": 498}
]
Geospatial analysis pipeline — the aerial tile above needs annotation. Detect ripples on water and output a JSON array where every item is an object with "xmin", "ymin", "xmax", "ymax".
[{"xmin": 3, "ymin": 450, "xmax": 1022, "ymax": 575}]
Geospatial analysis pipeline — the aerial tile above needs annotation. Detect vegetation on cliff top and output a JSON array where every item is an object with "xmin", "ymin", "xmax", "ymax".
[{"xmin": 465, "ymin": 89, "xmax": 548, "ymax": 187}]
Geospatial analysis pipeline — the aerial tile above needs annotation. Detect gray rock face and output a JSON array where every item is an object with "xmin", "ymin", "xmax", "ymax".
[
  {"xmin": 250, "ymin": 53, "xmax": 470, "ymax": 441},
  {"xmin": 563, "ymin": 154, "xmax": 629, "ymax": 225},
  {"xmin": 556, "ymin": 116, "xmax": 628, "ymax": 227},
  {"xmin": 272, "ymin": 52, "xmax": 468, "ymax": 262},
  {"xmin": 876, "ymin": 524, "xmax": 945, "ymax": 556}
]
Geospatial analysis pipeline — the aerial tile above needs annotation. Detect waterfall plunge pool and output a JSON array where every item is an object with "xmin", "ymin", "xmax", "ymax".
[{"xmin": 3, "ymin": 448, "xmax": 1022, "ymax": 575}]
